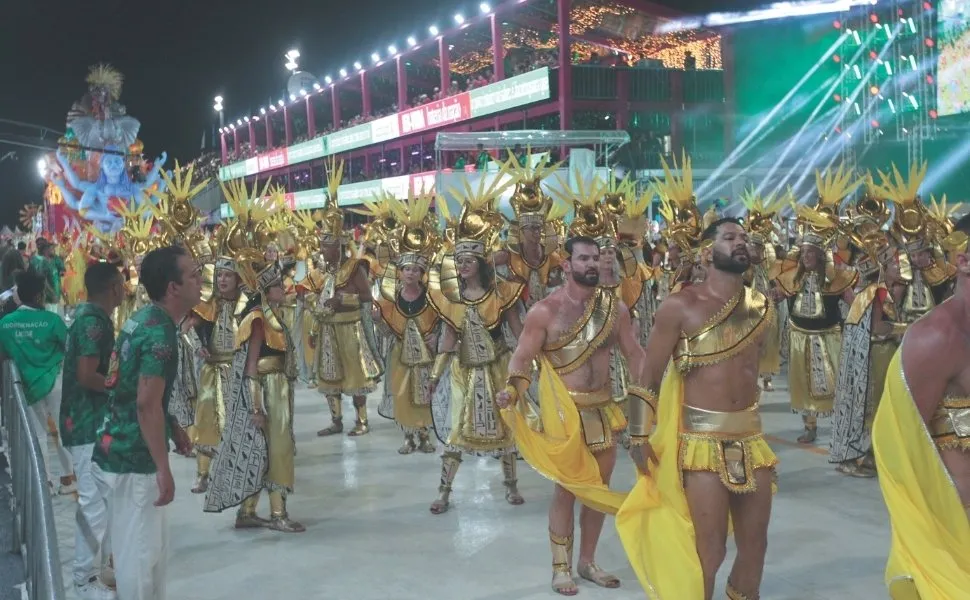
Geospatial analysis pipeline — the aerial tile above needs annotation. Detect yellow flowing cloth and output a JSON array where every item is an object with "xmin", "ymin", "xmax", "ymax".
[
  {"xmin": 616, "ymin": 366, "xmax": 704, "ymax": 600},
  {"xmin": 499, "ymin": 357, "xmax": 636, "ymax": 515},
  {"xmin": 872, "ymin": 350, "xmax": 970, "ymax": 598}
]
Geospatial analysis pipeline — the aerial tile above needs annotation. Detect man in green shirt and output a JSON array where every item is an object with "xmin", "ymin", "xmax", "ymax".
[
  {"xmin": 30, "ymin": 238, "xmax": 62, "ymax": 314},
  {"xmin": 61, "ymin": 262, "xmax": 124, "ymax": 600},
  {"xmin": 91, "ymin": 246, "xmax": 202, "ymax": 600},
  {"xmin": 0, "ymin": 268, "xmax": 73, "ymax": 491}
]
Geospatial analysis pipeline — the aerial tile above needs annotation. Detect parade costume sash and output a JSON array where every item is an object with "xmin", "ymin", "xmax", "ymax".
[
  {"xmin": 873, "ymin": 349, "xmax": 970, "ymax": 598},
  {"xmin": 499, "ymin": 357, "xmax": 636, "ymax": 516},
  {"xmin": 616, "ymin": 365, "xmax": 702, "ymax": 600}
]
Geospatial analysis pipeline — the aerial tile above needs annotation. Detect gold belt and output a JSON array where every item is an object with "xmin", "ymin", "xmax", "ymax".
[
  {"xmin": 324, "ymin": 309, "xmax": 363, "ymax": 325},
  {"xmin": 256, "ymin": 356, "xmax": 285, "ymax": 375},
  {"xmin": 568, "ymin": 388, "xmax": 612, "ymax": 410},
  {"xmin": 930, "ymin": 406, "xmax": 970, "ymax": 440},
  {"xmin": 682, "ymin": 403, "xmax": 763, "ymax": 436},
  {"xmin": 205, "ymin": 353, "xmax": 233, "ymax": 364}
]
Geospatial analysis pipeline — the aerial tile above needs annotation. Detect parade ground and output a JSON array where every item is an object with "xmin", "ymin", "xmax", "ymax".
[{"xmin": 51, "ymin": 375, "xmax": 890, "ymax": 600}]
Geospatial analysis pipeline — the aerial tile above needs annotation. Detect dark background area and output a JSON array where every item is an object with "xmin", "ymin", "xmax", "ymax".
[{"xmin": 0, "ymin": 0, "xmax": 773, "ymax": 227}]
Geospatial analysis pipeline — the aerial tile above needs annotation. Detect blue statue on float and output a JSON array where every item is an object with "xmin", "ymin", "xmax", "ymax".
[{"xmin": 47, "ymin": 64, "xmax": 168, "ymax": 232}]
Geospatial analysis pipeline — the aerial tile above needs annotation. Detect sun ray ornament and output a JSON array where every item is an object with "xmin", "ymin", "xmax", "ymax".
[
  {"xmin": 147, "ymin": 161, "xmax": 213, "ymax": 265},
  {"xmin": 654, "ymin": 151, "xmax": 705, "ymax": 259}
]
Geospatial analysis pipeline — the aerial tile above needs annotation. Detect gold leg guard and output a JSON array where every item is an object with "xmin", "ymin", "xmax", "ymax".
[
  {"xmin": 348, "ymin": 397, "xmax": 369, "ymax": 436},
  {"xmin": 726, "ymin": 580, "xmax": 756, "ymax": 600},
  {"xmin": 267, "ymin": 491, "xmax": 306, "ymax": 533},
  {"xmin": 398, "ymin": 433, "xmax": 417, "ymax": 455},
  {"xmin": 430, "ymin": 452, "xmax": 461, "ymax": 514},
  {"xmin": 797, "ymin": 415, "xmax": 818, "ymax": 444},
  {"xmin": 235, "ymin": 494, "xmax": 268, "ymax": 529},
  {"xmin": 317, "ymin": 395, "xmax": 344, "ymax": 436},
  {"xmin": 191, "ymin": 455, "xmax": 211, "ymax": 494},
  {"xmin": 888, "ymin": 575, "xmax": 921, "ymax": 600},
  {"xmin": 501, "ymin": 454, "xmax": 525, "ymax": 505},
  {"xmin": 550, "ymin": 530, "xmax": 578, "ymax": 595}
]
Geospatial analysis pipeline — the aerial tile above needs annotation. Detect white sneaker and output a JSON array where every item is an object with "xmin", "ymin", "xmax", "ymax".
[{"xmin": 75, "ymin": 577, "xmax": 117, "ymax": 600}]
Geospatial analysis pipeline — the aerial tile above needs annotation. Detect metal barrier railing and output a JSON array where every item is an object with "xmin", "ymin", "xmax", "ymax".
[{"xmin": 1, "ymin": 360, "xmax": 66, "ymax": 600}]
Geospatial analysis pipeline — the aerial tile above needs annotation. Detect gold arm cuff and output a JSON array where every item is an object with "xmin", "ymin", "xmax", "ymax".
[
  {"xmin": 245, "ymin": 377, "xmax": 265, "ymax": 415},
  {"xmin": 506, "ymin": 369, "xmax": 532, "ymax": 397},
  {"xmin": 626, "ymin": 385, "xmax": 659, "ymax": 438},
  {"xmin": 430, "ymin": 352, "xmax": 454, "ymax": 381}
]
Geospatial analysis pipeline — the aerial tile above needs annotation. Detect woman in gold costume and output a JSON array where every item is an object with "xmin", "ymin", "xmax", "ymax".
[
  {"xmin": 204, "ymin": 181, "xmax": 304, "ymax": 533},
  {"xmin": 375, "ymin": 191, "xmax": 440, "ymax": 454},
  {"xmin": 427, "ymin": 176, "xmax": 526, "ymax": 514},
  {"xmin": 777, "ymin": 167, "xmax": 859, "ymax": 443}
]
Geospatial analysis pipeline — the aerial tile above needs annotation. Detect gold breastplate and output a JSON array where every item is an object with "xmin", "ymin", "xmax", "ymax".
[
  {"xmin": 542, "ymin": 289, "xmax": 617, "ymax": 375},
  {"xmin": 208, "ymin": 297, "xmax": 243, "ymax": 359},
  {"xmin": 930, "ymin": 395, "xmax": 970, "ymax": 451},
  {"xmin": 674, "ymin": 287, "xmax": 773, "ymax": 373}
]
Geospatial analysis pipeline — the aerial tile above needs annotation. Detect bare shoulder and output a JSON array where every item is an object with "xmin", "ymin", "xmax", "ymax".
[
  {"xmin": 652, "ymin": 287, "xmax": 692, "ymax": 328},
  {"xmin": 528, "ymin": 292, "xmax": 560, "ymax": 324},
  {"xmin": 902, "ymin": 306, "xmax": 962, "ymax": 370}
]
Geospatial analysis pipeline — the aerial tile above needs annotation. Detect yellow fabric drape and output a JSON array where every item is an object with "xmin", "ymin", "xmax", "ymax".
[
  {"xmin": 872, "ymin": 350, "xmax": 970, "ymax": 598},
  {"xmin": 616, "ymin": 365, "xmax": 704, "ymax": 600},
  {"xmin": 499, "ymin": 357, "xmax": 635, "ymax": 515}
]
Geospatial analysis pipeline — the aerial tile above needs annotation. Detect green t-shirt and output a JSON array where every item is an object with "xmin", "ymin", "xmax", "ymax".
[
  {"xmin": 60, "ymin": 303, "xmax": 114, "ymax": 447},
  {"xmin": 92, "ymin": 304, "xmax": 179, "ymax": 475},
  {"xmin": 0, "ymin": 306, "xmax": 66, "ymax": 405},
  {"xmin": 30, "ymin": 255, "xmax": 61, "ymax": 303}
]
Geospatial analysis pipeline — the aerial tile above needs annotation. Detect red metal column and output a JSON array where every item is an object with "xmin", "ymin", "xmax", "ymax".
[
  {"xmin": 306, "ymin": 96, "xmax": 316, "ymax": 137},
  {"xmin": 438, "ymin": 37, "xmax": 450, "ymax": 93},
  {"xmin": 557, "ymin": 0, "xmax": 573, "ymax": 131},
  {"xmin": 266, "ymin": 114, "xmax": 274, "ymax": 148},
  {"xmin": 396, "ymin": 57, "xmax": 408, "ymax": 109},
  {"xmin": 332, "ymin": 87, "xmax": 342, "ymax": 128},
  {"xmin": 361, "ymin": 71, "xmax": 372, "ymax": 117},
  {"xmin": 220, "ymin": 133, "xmax": 228, "ymax": 164},
  {"xmin": 248, "ymin": 121, "xmax": 256, "ymax": 148},
  {"xmin": 232, "ymin": 129, "xmax": 239, "ymax": 156},
  {"xmin": 283, "ymin": 105, "xmax": 293, "ymax": 145},
  {"xmin": 670, "ymin": 70, "xmax": 684, "ymax": 156},
  {"xmin": 616, "ymin": 69, "xmax": 630, "ymax": 130},
  {"xmin": 491, "ymin": 15, "xmax": 504, "ymax": 81}
]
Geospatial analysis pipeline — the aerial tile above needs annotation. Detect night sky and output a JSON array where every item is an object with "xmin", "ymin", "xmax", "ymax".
[{"xmin": 0, "ymin": 0, "xmax": 752, "ymax": 227}]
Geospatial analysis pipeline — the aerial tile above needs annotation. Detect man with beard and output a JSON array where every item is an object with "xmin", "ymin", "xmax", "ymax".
[
  {"xmin": 618, "ymin": 217, "xmax": 777, "ymax": 600},
  {"xmin": 498, "ymin": 235, "xmax": 648, "ymax": 595}
]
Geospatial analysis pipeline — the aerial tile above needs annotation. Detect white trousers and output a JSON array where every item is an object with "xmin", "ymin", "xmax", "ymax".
[
  {"xmin": 28, "ymin": 379, "xmax": 73, "ymax": 482},
  {"xmin": 92, "ymin": 464, "xmax": 168, "ymax": 600},
  {"xmin": 69, "ymin": 444, "xmax": 110, "ymax": 584}
]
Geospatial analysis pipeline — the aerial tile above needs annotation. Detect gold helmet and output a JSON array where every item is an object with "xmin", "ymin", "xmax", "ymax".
[
  {"xmin": 740, "ymin": 187, "xmax": 784, "ymax": 247},
  {"xmin": 551, "ymin": 169, "xmax": 614, "ymax": 248},
  {"xmin": 386, "ymin": 187, "xmax": 440, "ymax": 271},
  {"xmin": 147, "ymin": 161, "xmax": 212, "ymax": 265},
  {"xmin": 318, "ymin": 157, "xmax": 347, "ymax": 245},
  {"xmin": 501, "ymin": 148, "xmax": 561, "ymax": 229},
  {"xmin": 873, "ymin": 162, "xmax": 930, "ymax": 255},
  {"xmin": 794, "ymin": 164, "xmax": 860, "ymax": 250},
  {"xmin": 655, "ymin": 152, "xmax": 703, "ymax": 258},
  {"xmin": 220, "ymin": 178, "xmax": 289, "ymax": 293},
  {"xmin": 448, "ymin": 174, "xmax": 511, "ymax": 259},
  {"xmin": 349, "ymin": 190, "xmax": 401, "ymax": 266},
  {"xmin": 115, "ymin": 199, "xmax": 162, "ymax": 261}
]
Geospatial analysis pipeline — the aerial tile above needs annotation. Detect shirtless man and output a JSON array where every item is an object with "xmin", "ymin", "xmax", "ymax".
[
  {"xmin": 872, "ymin": 213, "xmax": 970, "ymax": 596},
  {"xmin": 630, "ymin": 218, "xmax": 777, "ymax": 600},
  {"xmin": 498, "ymin": 235, "xmax": 647, "ymax": 595}
]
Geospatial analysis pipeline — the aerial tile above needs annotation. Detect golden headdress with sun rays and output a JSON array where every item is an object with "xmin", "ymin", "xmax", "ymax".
[
  {"xmin": 654, "ymin": 152, "xmax": 703, "ymax": 256},
  {"xmin": 448, "ymin": 172, "xmax": 512, "ymax": 258},
  {"xmin": 550, "ymin": 168, "xmax": 613, "ymax": 247},
  {"xmin": 386, "ymin": 187, "xmax": 440, "ymax": 271},
  {"xmin": 219, "ymin": 177, "xmax": 289, "ymax": 293},
  {"xmin": 741, "ymin": 187, "xmax": 784, "ymax": 247},
  {"xmin": 793, "ymin": 164, "xmax": 860, "ymax": 250},
  {"xmin": 348, "ymin": 190, "xmax": 402, "ymax": 267},
  {"xmin": 147, "ymin": 160, "xmax": 212, "ymax": 265},
  {"xmin": 318, "ymin": 157, "xmax": 348, "ymax": 244},
  {"xmin": 500, "ymin": 148, "xmax": 562, "ymax": 228},
  {"xmin": 115, "ymin": 199, "xmax": 161, "ymax": 261}
]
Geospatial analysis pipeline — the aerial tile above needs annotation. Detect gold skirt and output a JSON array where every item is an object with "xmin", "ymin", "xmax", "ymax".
[
  {"xmin": 679, "ymin": 404, "xmax": 778, "ymax": 494},
  {"xmin": 570, "ymin": 389, "xmax": 627, "ymax": 454},
  {"xmin": 448, "ymin": 351, "xmax": 515, "ymax": 453},
  {"xmin": 316, "ymin": 310, "xmax": 381, "ymax": 396},
  {"xmin": 788, "ymin": 322, "xmax": 842, "ymax": 416},
  {"xmin": 193, "ymin": 359, "xmax": 230, "ymax": 454},
  {"xmin": 387, "ymin": 341, "xmax": 433, "ymax": 431},
  {"xmin": 258, "ymin": 368, "xmax": 295, "ymax": 492}
]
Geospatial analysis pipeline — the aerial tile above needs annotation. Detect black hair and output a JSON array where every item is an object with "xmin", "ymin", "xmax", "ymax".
[
  {"xmin": 701, "ymin": 217, "xmax": 744, "ymax": 242},
  {"xmin": 564, "ymin": 236, "xmax": 599, "ymax": 256},
  {"xmin": 15, "ymin": 268, "xmax": 45, "ymax": 307},
  {"xmin": 85, "ymin": 262, "xmax": 123, "ymax": 298},
  {"xmin": 954, "ymin": 213, "xmax": 970, "ymax": 237},
  {"xmin": 140, "ymin": 245, "xmax": 188, "ymax": 302},
  {"xmin": 16, "ymin": 242, "xmax": 25, "ymax": 251},
  {"xmin": 1, "ymin": 249, "xmax": 26, "ymax": 290}
]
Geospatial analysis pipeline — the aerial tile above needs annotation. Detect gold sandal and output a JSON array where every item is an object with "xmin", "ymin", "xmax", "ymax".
[
  {"xmin": 578, "ymin": 562, "xmax": 620, "ymax": 588},
  {"xmin": 550, "ymin": 531, "xmax": 578, "ymax": 596}
]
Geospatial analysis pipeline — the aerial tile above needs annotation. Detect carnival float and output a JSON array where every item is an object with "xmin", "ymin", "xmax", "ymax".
[{"xmin": 39, "ymin": 64, "xmax": 168, "ymax": 233}]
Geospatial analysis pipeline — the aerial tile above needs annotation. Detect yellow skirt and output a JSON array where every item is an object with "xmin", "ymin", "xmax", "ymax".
[
  {"xmin": 316, "ymin": 311, "xmax": 381, "ymax": 396},
  {"xmin": 260, "ymin": 370, "xmax": 295, "ymax": 493},
  {"xmin": 788, "ymin": 323, "xmax": 842, "ymax": 416},
  {"xmin": 680, "ymin": 433, "xmax": 778, "ymax": 494},
  {"xmin": 866, "ymin": 339, "xmax": 897, "ymax": 429},
  {"xmin": 387, "ymin": 341, "xmax": 433, "ymax": 431},
  {"xmin": 448, "ymin": 351, "xmax": 515, "ymax": 453},
  {"xmin": 193, "ymin": 360, "xmax": 230, "ymax": 453}
]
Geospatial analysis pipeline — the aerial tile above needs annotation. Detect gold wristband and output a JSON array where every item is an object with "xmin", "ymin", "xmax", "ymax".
[
  {"xmin": 501, "ymin": 384, "xmax": 519, "ymax": 407},
  {"xmin": 626, "ymin": 385, "xmax": 659, "ymax": 438},
  {"xmin": 430, "ymin": 352, "xmax": 454, "ymax": 381},
  {"xmin": 245, "ymin": 377, "xmax": 265, "ymax": 415},
  {"xmin": 506, "ymin": 369, "xmax": 532, "ymax": 396}
]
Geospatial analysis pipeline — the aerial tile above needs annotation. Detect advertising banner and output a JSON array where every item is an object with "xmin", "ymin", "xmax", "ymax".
[
  {"xmin": 399, "ymin": 93, "xmax": 472, "ymax": 135},
  {"xmin": 371, "ymin": 114, "xmax": 401, "ymax": 144},
  {"xmin": 287, "ymin": 138, "xmax": 326, "ymax": 163},
  {"xmin": 328, "ymin": 123, "xmax": 373, "ymax": 154},
  {"xmin": 257, "ymin": 147, "xmax": 288, "ymax": 172},
  {"xmin": 469, "ymin": 67, "xmax": 551, "ymax": 117}
]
